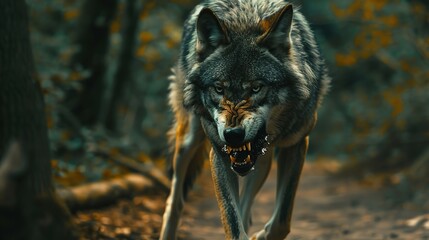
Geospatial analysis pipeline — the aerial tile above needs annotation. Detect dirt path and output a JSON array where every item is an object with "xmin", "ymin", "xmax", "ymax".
[
  {"xmin": 178, "ymin": 162, "xmax": 429, "ymax": 240},
  {"xmin": 76, "ymin": 162, "xmax": 429, "ymax": 239}
]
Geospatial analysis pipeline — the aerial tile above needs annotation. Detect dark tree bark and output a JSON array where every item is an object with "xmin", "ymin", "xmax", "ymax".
[
  {"xmin": 70, "ymin": 0, "xmax": 118, "ymax": 126},
  {"xmin": 0, "ymin": 0, "xmax": 52, "ymax": 195},
  {"xmin": 103, "ymin": 0, "xmax": 142, "ymax": 131},
  {"xmin": 0, "ymin": 144, "xmax": 79, "ymax": 240},
  {"xmin": 0, "ymin": 0, "xmax": 78, "ymax": 239}
]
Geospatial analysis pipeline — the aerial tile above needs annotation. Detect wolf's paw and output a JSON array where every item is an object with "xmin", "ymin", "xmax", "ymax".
[
  {"xmin": 250, "ymin": 230, "xmax": 267, "ymax": 240},
  {"xmin": 404, "ymin": 214, "xmax": 429, "ymax": 229}
]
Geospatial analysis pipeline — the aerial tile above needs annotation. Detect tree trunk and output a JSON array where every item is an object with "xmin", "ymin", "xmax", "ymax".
[
  {"xmin": 70, "ymin": 0, "xmax": 118, "ymax": 126},
  {"xmin": 0, "ymin": 0, "xmax": 52, "ymax": 196},
  {"xmin": 103, "ymin": 0, "xmax": 141, "ymax": 131},
  {"xmin": 0, "ymin": 144, "xmax": 79, "ymax": 240},
  {"xmin": 0, "ymin": 1, "xmax": 78, "ymax": 239}
]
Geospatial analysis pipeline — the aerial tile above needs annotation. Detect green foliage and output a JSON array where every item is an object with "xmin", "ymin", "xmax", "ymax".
[
  {"xmin": 306, "ymin": 0, "xmax": 429, "ymax": 184},
  {"xmin": 27, "ymin": 0, "xmax": 428, "ymax": 188},
  {"xmin": 28, "ymin": 0, "xmax": 198, "ymax": 186}
]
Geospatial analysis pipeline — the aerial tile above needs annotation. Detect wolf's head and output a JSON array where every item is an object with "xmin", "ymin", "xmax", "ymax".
[{"xmin": 183, "ymin": 4, "xmax": 311, "ymax": 176}]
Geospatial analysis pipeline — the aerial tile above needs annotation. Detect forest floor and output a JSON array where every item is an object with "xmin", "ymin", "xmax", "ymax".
[{"xmin": 75, "ymin": 160, "xmax": 429, "ymax": 240}]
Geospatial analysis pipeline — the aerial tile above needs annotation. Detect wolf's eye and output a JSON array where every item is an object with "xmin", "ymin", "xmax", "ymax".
[
  {"xmin": 252, "ymin": 85, "xmax": 261, "ymax": 93},
  {"xmin": 214, "ymin": 85, "xmax": 224, "ymax": 94}
]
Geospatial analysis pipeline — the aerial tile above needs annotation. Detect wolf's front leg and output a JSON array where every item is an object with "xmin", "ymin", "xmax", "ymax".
[
  {"xmin": 160, "ymin": 116, "xmax": 205, "ymax": 240},
  {"xmin": 210, "ymin": 149, "xmax": 248, "ymax": 240},
  {"xmin": 239, "ymin": 150, "xmax": 273, "ymax": 233},
  {"xmin": 252, "ymin": 137, "xmax": 309, "ymax": 240}
]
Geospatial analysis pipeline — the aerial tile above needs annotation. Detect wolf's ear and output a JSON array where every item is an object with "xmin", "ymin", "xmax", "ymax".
[
  {"xmin": 196, "ymin": 8, "xmax": 229, "ymax": 60},
  {"xmin": 257, "ymin": 4, "xmax": 293, "ymax": 52}
]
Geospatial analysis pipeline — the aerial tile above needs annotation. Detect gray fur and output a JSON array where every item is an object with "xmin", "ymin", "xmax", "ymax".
[{"xmin": 161, "ymin": 0, "xmax": 330, "ymax": 239}]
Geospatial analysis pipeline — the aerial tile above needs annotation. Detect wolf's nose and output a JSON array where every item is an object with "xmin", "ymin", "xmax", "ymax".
[{"xmin": 224, "ymin": 127, "xmax": 245, "ymax": 147}]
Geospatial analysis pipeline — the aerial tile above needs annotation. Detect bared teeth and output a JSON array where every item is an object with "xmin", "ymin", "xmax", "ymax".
[
  {"xmin": 227, "ymin": 143, "xmax": 251, "ymax": 154},
  {"xmin": 231, "ymin": 154, "xmax": 252, "ymax": 166},
  {"xmin": 227, "ymin": 143, "xmax": 252, "ymax": 153}
]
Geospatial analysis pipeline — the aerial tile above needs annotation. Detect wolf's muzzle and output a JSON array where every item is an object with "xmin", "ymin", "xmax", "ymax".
[
  {"xmin": 222, "ymin": 127, "xmax": 269, "ymax": 176},
  {"xmin": 223, "ymin": 127, "xmax": 245, "ymax": 147}
]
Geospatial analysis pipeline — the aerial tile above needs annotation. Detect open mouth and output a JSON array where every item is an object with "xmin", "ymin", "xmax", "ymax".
[{"xmin": 223, "ymin": 133, "xmax": 269, "ymax": 176}]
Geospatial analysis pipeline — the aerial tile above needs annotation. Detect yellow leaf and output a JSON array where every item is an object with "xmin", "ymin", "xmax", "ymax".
[
  {"xmin": 110, "ymin": 20, "xmax": 121, "ymax": 33},
  {"xmin": 382, "ymin": 15, "xmax": 398, "ymax": 27},
  {"xmin": 144, "ymin": 63, "xmax": 155, "ymax": 71},
  {"xmin": 46, "ymin": 116, "xmax": 54, "ymax": 129},
  {"xmin": 140, "ymin": 1, "xmax": 156, "ymax": 20},
  {"xmin": 137, "ymin": 152, "xmax": 150, "ymax": 163},
  {"xmin": 336, "ymin": 52, "xmax": 357, "ymax": 66},
  {"xmin": 139, "ymin": 32, "xmax": 154, "ymax": 43},
  {"xmin": 136, "ymin": 46, "xmax": 146, "ymax": 57},
  {"xmin": 383, "ymin": 90, "xmax": 404, "ymax": 118},
  {"xmin": 55, "ymin": 170, "xmax": 86, "ymax": 187},
  {"xmin": 51, "ymin": 159, "xmax": 59, "ymax": 169},
  {"xmin": 60, "ymin": 130, "xmax": 72, "ymax": 142},
  {"xmin": 109, "ymin": 147, "xmax": 120, "ymax": 157},
  {"xmin": 64, "ymin": 9, "xmax": 79, "ymax": 21},
  {"xmin": 166, "ymin": 39, "xmax": 178, "ymax": 49},
  {"xmin": 69, "ymin": 71, "xmax": 83, "ymax": 81}
]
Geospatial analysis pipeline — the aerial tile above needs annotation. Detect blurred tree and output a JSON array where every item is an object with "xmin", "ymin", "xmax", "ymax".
[
  {"xmin": 103, "ymin": 0, "xmax": 143, "ymax": 131},
  {"xmin": 0, "ymin": 0, "xmax": 78, "ymax": 238},
  {"xmin": 23, "ymin": 0, "xmax": 199, "ymax": 186},
  {"xmin": 70, "ymin": 0, "xmax": 118, "ymax": 126},
  {"xmin": 0, "ymin": 0, "xmax": 52, "ymax": 196}
]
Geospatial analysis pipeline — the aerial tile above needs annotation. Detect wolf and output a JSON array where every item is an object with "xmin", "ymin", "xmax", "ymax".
[{"xmin": 160, "ymin": 0, "xmax": 330, "ymax": 239}]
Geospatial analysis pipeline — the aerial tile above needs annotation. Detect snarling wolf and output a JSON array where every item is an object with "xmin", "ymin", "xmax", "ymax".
[{"xmin": 160, "ymin": 0, "xmax": 330, "ymax": 239}]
